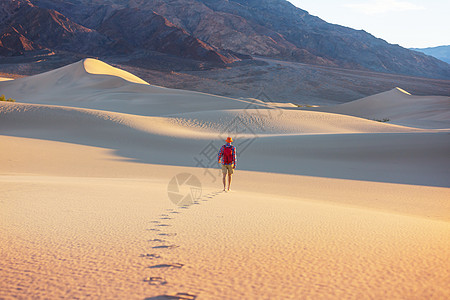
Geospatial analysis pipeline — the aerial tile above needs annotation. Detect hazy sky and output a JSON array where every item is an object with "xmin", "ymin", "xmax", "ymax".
[{"xmin": 288, "ymin": 0, "xmax": 450, "ymax": 48}]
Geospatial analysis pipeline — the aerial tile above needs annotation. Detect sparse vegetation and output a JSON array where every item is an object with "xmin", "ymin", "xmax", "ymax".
[
  {"xmin": 0, "ymin": 94, "xmax": 15, "ymax": 102},
  {"xmin": 375, "ymin": 118, "xmax": 390, "ymax": 122}
]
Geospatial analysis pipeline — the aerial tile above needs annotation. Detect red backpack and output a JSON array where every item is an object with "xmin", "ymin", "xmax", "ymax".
[{"xmin": 223, "ymin": 145, "xmax": 233, "ymax": 164}]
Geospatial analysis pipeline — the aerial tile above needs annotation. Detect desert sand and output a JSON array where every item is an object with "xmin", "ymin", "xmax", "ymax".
[
  {"xmin": 306, "ymin": 87, "xmax": 450, "ymax": 129},
  {"xmin": 1, "ymin": 59, "xmax": 449, "ymax": 299}
]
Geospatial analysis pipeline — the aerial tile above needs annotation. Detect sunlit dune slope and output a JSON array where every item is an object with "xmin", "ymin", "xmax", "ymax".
[
  {"xmin": 83, "ymin": 58, "xmax": 149, "ymax": 85},
  {"xmin": 307, "ymin": 88, "xmax": 450, "ymax": 129}
]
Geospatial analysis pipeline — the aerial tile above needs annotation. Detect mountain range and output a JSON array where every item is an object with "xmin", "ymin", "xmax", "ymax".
[
  {"xmin": 411, "ymin": 45, "xmax": 450, "ymax": 65},
  {"xmin": 1, "ymin": 0, "xmax": 449, "ymax": 80}
]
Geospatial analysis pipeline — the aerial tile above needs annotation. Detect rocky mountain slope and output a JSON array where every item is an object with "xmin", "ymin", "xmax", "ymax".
[
  {"xmin": 0, "ymin": 0, "xmax": 236, "ymax": 65},
  {"xmin": 0, "ymin": 0, "xmax": 112, "ymax": 56},
  {"xmin": 22, "ymin": 0, "xmax": 450, "ymax": 79}
]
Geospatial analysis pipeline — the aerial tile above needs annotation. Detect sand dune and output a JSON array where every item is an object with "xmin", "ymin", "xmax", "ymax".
[
  {"xmin": 0, "ymin": 59, "xmax": 267, "ymax": 116},
  {"xmin": 1, "ymin": 59, "xmax": 449, "ymax": 299},
  {"xmin": 307, "ymin": 87, "xmax": 450, "ymax": 129},
  {"xmin": 1, "ymin": 62, "xmax": 448, "ymax": 185},
  {"xmin": 0, "ymin": 101, "xmax": 426, "ymax": 138},
  {"xmin": 1, "ymin": 101, "xmax": 448, "ymax": 187}
]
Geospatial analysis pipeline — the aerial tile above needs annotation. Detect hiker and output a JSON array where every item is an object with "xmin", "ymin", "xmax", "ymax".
[{"xmin": 217, "ymin": 137, "xmax": 237, "ymax": 192}]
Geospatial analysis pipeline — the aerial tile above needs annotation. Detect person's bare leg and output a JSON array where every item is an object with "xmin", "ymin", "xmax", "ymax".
[
  {"xmin": 222, "ymin": 172, "xmax": 226, "ymax": 191},
  {"xmin": 227, "ymin": 173, "xmax": 232, "ymax": 191}
]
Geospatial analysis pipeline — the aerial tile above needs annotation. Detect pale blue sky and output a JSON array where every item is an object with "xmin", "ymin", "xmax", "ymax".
[{"xmin": 288, "ymin": 0, "xmax": 450, "ymax": 48}]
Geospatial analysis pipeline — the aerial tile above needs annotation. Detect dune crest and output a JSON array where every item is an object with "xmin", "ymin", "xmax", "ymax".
[
  {"xmin": 395, "ymin": 87, "xmax": 411, "ymax": 95},
  {"xmin": 82, "ymin": 58, "xmax": 149, "ymax": 85}
]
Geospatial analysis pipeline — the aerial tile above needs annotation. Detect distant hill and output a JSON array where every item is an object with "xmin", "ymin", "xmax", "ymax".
[{"xmin": 410, "ymin": 46, "xmax": 450, "ymax": 64}]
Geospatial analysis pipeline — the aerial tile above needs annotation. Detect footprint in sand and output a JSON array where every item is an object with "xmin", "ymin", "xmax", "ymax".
[
  {"xmin": 158, "ymin": 233, "xmax": 177, "ymax": 237},
  {"xmin": 174, "ymin": 293, "xmax": 197, "ymax": 300},
  {"xmin": 150, "ymin": 220, "xmax": 161, "ymax": 224},
  {"xmin": 140, "ymin": 254, "xmax": 161, "ymax": 259},
  {"xmin": 149, "ymin": 263, "xmax": 184, "ymax": 269},
  {"xmin": 160, "ymin": 217, "xmax": 173, "ymax": 220},
  {"xmin": 169, "ymin": 211, "xmax": 181, "ymax": 214},
  {"xmin": 156, "ymin": 224, "xmax": 171, "ymax": 227},
  {"xmin": 145, "ymin": 293, "xmax": 197, "ymax": 300},
  {"xmin": 143, "ymin": 276, "xmax": 167, "ymax": 286},
  {"xmin": 152, "ymin": 244, "xmax": 179, "ymax": 249},
  {"xmin": 146, "ymin": 228, "xmax": 161, "ymax": 232}
]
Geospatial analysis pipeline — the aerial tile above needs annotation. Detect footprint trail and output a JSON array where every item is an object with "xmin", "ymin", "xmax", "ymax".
[{"xmin": 141, "ymin": 191, "xmax": 223, "ymax": 298}]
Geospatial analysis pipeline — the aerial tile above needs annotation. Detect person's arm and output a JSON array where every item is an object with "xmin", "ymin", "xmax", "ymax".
[{"xmin": 233, "ymin": 146, "xmax": 237, "ymax": 168}]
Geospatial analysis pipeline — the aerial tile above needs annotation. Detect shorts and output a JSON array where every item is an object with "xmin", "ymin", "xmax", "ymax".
[{"xmin": 221, "ymin": 164, "xmax": 234, "ymax": 175}]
